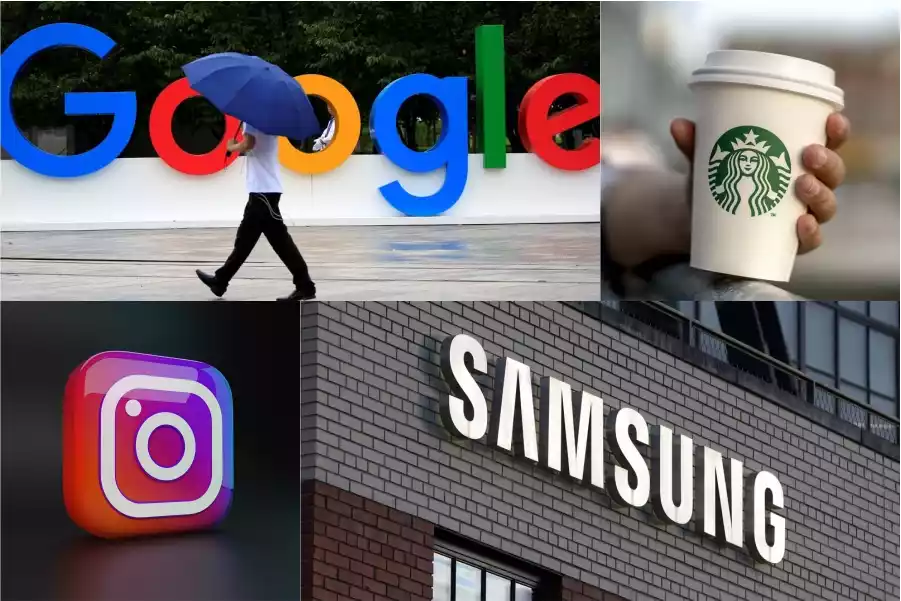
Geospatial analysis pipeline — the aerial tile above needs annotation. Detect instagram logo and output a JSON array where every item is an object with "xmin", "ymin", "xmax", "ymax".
[{"xmin": 63, "ymin": 351, "xmax": 233, "ymax": 538}]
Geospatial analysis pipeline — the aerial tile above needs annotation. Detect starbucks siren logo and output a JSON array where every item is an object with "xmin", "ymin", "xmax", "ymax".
[{"xmin": 707, "ymin": 126, "xmax": 791, "ymax": 217}]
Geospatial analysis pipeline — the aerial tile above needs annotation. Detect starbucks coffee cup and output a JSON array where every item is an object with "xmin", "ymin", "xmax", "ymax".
[{"xmin": 688, "ymin": 50, "xmax": 844, "ymax": 282}]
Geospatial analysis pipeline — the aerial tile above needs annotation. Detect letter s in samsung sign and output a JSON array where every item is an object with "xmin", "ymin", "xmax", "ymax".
[{"xmin": 0, "ymin": 23, "xmax": 600, "ymax": 217}]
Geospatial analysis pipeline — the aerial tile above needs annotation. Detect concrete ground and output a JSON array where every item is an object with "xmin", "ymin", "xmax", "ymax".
[{"xmin": 0, "ymin": 223, "xmax": 600, "ymax": 301}]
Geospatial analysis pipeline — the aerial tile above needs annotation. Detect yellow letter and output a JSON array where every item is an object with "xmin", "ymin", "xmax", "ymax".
[{"xmin": 279, "ymin": 74, "xmax": 361, "ymax": 175}]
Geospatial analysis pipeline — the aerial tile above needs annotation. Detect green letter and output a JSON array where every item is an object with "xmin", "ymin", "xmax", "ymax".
[{"xmin": 475, "ymin": 25, "xmax": 506, "ymax": 169}]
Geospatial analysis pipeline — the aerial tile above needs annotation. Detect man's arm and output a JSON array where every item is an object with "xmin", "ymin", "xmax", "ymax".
[
  {"xmin": 320, "ymin": 120, "xmax": 336, "ymax": 147},
  {"xmin": 313, "ymin": 120, "xmax": 335, "ymax": 151},
  {"xmin": 227, "ymin": 134, "xmax": 256, "ymax": 155}
]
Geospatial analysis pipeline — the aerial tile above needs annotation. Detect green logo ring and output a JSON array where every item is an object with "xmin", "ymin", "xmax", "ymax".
[{"xmin": 707, "ymin": 126, "xmax": 792, "ymax": 217}]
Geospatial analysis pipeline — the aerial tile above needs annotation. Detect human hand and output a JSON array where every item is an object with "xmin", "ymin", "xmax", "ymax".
[{"xmin": 670, "ymin": 112, "xmax": 850, "ymax": 254}]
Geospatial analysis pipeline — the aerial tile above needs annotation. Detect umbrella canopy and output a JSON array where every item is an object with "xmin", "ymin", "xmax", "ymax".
[{"xmin": 182, "ymin": 52, "xmax": 320, "ymax": 142}]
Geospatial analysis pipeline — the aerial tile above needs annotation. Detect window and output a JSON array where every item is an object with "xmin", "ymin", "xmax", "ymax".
[
  {"xmin": 433, "ymin": 542, "xmax": 538, "ymax": 601},
  {"xmin": 800, "ymin": 302, "xmax": 899, "ymax": 417},
  {"xmin": 869, "ymin": 330, "xmax": 897, "ymax": 415},
  {"xmin": 838, "ymin": 301, "xmax": 868, "ymax": 314},
  {"xmin": 671, "ymin": 301, "xmax": 900, "ymax": 418},
  {"xmin": 676, "ymin": 301, "xmax": 722, "ymax": 332},
  {"xmin": 870, "ymin": 301, "xmax": 900, "ymax": 327},
  {"xmin": 774, "ymin": 301, "xmax": 799, "ymax": 364},
  {"xmin": 805, "ymin": 303, "xmax": 836, "ymax": 376}
]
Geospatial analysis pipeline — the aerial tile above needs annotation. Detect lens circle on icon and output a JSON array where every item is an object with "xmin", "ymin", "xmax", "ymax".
[
  {"xmin": 125, "ymin": 399, "xmax": 142, "ymax": 417},
  {"xmin": 135, "ymin": 411, "xmax": 196, "ymax": 482}
]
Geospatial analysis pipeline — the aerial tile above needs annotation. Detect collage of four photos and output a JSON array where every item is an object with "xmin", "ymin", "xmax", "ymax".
[{"xmin": 0, "ymin": 2, "xmax": 898, "ymax": 601}]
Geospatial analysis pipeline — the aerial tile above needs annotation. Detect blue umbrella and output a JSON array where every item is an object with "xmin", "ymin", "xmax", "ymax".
[{"xmin": 182, "ymin": 52, "xmax": 320, "ymax": 142}]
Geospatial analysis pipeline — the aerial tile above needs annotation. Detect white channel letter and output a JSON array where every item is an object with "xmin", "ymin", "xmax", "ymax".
[
  {"xmin": 606, "ymin": 407, "xmax": 650, "ymax": 509},
  {"xmin": 746, "ymin": 471, "xmax": 786, "ymax": 565},
  {"xmin": 699, "ymin": 446, "xmax": 744, "ymax": 549},
  {"xmin": 438, "ymin": 334, "xmax": 489, "ymax": 440},
  {"xmin": 489, "ymin": 357, "xmax": 539, "ymax": 463},
  {"xmin": 650, "ymin": 425, "xmax": 693, "ymax": 525},
  {"xmin": 538, "ymin": 377, "xmax": 604, "ymax": 488}
]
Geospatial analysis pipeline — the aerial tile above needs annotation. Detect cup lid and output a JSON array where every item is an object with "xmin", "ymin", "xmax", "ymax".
[{"xmin": 690, "ymin": 50, "xmax": 844, "ymax": 109}]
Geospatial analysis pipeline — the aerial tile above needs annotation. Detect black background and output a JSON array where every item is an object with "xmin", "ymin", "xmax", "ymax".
[{"xmin": 1, "ymin": 302, "xmax": 300, "ymax": 601}]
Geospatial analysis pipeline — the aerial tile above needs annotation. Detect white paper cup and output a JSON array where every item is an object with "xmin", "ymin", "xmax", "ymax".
[{"xmin": 688, "ymin": 50, "xmax": 844, "ymax": 282}]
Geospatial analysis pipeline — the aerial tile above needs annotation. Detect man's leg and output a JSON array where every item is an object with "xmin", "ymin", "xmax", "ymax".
[
  {"xmin": 258, "ymin": 194, "xmax": 316, "ymax": 294},
  {"xmin": 197, "ymin": 196, "xmax": 264, "ymax": 295}
]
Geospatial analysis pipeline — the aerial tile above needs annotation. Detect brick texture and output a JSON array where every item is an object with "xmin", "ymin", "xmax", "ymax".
[
  {"xmin": 301, "ymin": 480, "xmax": 434, "ymax": 601},
  {"xmin": 301, "ymin": 479, "xmax": 624, "ymax": 601},
  {"xmin": 300, "ymin": 302, "xmax": 900, "ymax": 601},
  {"xmin": 562, "ymin": 577, "xmax": 626, "ymax": 601}
]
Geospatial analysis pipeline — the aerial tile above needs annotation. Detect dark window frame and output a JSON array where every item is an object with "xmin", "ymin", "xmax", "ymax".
[
  {"xmin": 433, "ymin": 540, "xmax": 539, "ymax": 601},
  {"xmin": 807, "ymin": 302, "xmax": 899, "ymax": 418}
]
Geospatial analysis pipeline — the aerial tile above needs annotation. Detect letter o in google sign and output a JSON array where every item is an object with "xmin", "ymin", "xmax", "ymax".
[{"xmin": 1, "ymin": 23, "xmax": 600, "ymax": 217}]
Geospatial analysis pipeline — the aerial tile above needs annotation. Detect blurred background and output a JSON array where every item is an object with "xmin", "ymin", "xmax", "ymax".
[{"xmin": 601, "ymin": 0, "xmax": 900, "ymax": 299}]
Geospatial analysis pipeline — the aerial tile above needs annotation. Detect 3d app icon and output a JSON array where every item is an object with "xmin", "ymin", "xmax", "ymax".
[{"xmin": 63, "ymin": 351, "xmax": 233, "ymax": 538}]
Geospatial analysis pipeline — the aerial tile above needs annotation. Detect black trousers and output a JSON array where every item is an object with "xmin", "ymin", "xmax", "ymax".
[{"xmin": 216, "ymin": 193, "xmax": 314, "ymax": 290}]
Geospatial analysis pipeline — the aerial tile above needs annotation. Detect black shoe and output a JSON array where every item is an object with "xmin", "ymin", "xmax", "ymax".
[
  {"xmin": 277, "ymin": 287, "xmax": 316, "ymax": 302},
  {"xmin": 196, "ymin": 270, "xmax": 227, "ymax": 297}
]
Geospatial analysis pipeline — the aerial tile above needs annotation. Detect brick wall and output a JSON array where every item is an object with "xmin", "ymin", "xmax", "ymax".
[
  {"xmin": 300, "ymin": 302, "xmax": 900, "ymax": 601},
  {"xmin": 301, "ymin": 480, "xmax": 434, "ymax": 601},
  {"xmin": 301, "ymin": 479, "xmax": 623, "ymax": 601},
  {"xmin": 561, "ymin": 577, "xmax": 626, "ymax": 601}
]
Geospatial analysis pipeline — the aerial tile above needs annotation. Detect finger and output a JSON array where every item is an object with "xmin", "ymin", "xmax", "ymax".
[
  {"xmin": 802, "ymin": 145, "xmax": 845, "ymax": 190},
  {"xmin": 795, "ymin": 173, "xmax": 837, "ymax": 224},
  {"xmin": 797, "ymin": 214, "xmax": 823, "ymax": 255},
  {"xmin": 670, "ymin": 118, "xmax": 696, "ymax": 160},
  {"xmin": 825, "ymin": 113, "xmax": 850, "ymax": 151}
]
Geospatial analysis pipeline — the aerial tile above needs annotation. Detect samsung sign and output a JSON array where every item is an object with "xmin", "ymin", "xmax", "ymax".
[{"xmin": 439, "ymin": 334, "xmax": 787, "ymax": 566}]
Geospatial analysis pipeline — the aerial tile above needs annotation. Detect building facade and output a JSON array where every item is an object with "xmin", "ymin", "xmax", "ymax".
[
  {"xmin": 674, "ymin": 301, "xmax": 899, "ymax": 421},
  {"xmin": 300, "ymin": 301, "xmax": 899, "ymax": 601}
]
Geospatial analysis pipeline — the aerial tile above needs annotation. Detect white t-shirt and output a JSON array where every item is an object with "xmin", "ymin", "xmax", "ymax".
[
  {"xmin": 242, "ymin": 123, "xmax": 282, "ymax": 194},
  {"xmin": 313, "ymin": 118, "xmax": 336, "ymax": 151}
]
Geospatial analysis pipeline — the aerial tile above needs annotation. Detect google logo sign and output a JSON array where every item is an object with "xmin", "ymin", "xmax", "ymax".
[{"xmin": 1, "ymin": 23, "xmax": 600, "ymax": 216}]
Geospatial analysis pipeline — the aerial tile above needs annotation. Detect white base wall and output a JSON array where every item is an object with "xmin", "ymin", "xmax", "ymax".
[{"xmin": 0, "ymin": 154, "xmax": 600, "ymax": 230}]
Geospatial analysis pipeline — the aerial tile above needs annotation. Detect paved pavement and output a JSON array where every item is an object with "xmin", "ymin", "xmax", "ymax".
[{"xmin": 0, "ymin": 224, "xmax": 600, "ymax": 301}]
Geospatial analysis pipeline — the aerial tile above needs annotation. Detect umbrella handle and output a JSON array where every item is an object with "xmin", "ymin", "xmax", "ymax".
[{"xmin": 225, "ymin": 121, "xmax": 244, "ymax": 160}]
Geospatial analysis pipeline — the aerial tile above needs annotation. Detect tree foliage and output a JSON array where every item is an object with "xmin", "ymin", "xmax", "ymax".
[{"xmin": 1, "ymin": 1, "xmax": 599, "ymax": 156}]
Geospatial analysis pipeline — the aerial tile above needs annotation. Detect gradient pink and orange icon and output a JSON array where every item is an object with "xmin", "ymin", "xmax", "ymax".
[{"xmin": 63, "ymin": 351, "xmax": 233, "ymax": 538}]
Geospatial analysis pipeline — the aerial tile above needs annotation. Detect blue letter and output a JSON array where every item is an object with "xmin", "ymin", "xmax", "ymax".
[
  {"xmin": 370, "ymin": 74, "xmax": 469, "ymax": 216},
  {"xmin": 1, "ymin": 23, "xmax": 137, "ymax": 178}
]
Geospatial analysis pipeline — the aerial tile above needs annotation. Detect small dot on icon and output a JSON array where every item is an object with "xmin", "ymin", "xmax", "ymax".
[{"xmin": 125, "ymin": 399, "xmax": 142, "ymax": 417}]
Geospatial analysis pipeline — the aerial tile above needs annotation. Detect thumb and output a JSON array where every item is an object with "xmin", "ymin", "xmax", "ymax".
[{"xmin": 670, "ymin": 118, "xmax": 696, "ymax": 160}]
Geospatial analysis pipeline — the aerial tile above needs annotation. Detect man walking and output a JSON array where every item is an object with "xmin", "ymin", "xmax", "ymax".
[{"xmin": 196, "ymin": 122, "xmax": 316, "ymax": 301}]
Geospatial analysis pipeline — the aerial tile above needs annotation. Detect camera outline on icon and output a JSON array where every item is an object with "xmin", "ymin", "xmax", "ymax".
[{"xmin": 100, "ymin": 374, "xmax": 224, "ymax": 519}]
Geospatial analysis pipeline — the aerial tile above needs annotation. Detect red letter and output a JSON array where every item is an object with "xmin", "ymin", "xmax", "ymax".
[
  {"xmin": 519, "ymin": 74, "xmax": 600, "ymax": 171},
  {"xmin": 149, "ymin": 78, "xmax": 242, "ymax": 175}
]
